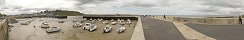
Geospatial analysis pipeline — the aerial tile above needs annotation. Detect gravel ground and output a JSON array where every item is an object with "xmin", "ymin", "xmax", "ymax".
[{"xmin": 9, "ymin": 17, "xmax": 137, "ymax": 40}]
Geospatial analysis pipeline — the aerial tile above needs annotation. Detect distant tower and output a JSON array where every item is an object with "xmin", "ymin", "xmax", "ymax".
[{"xmin": 0, "ymin": 0, "xmax": 5, "ymax": 6}]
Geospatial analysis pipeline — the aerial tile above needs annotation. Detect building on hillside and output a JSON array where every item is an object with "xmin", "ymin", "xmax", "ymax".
[{"xmin": 32, "ymin": 12, "xmax": 55, "ymax": 18}]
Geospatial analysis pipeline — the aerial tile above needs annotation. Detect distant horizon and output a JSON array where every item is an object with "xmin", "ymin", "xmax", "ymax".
[{"xmin": 8, "ymin": 12, "xmax": 238, "ymax": 16}]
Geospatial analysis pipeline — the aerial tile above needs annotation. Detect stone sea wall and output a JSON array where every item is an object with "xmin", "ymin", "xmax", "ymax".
[
  {"xmin": 152, "ymin": 16, "xmax": 241, "ymax": 25},
  {"xmin": 0, "ymin": 18, "xmax": 9, "ymax": 40}
]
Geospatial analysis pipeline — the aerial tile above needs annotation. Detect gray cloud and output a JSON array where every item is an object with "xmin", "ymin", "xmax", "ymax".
[
  {"xmin": 197, "ymin": 9, "xmax": 219, "ymax": 12},
  {"xmin": 75, "ymin": 0, "xmax": 112, "ymax": 5},
  {"xmin": 194, "ymin": 6, "xmax": 220, "ymax": 13},
  {"xmin": 75, "ymin": 0, "xmax": 94, "ymax": 4},
  {"xmin": 1, "ymin": 0, "xmax": 244, "ymax": 15},
  {"xmin": 0, "ymin": 0, "xmax": 5, "ymax": 5},
  {"xmin": 123, "ymin": 0, "xmax": 170, "ymax": 7},
  {"xmin": 127, "ymin": 3, "xmax": 156, "ymax": 7},
  {"xmin": 200, "ymin": 0, "xmax": 244, "ymax": 8},
  {"xmin": 189, "ymin": 0, "xmax": 244, "ymax": 15}
]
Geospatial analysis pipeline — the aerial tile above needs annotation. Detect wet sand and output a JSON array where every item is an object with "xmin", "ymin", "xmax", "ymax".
[{"xmin": 9, "ymin": 18, "xmax": 137, "ymax": 40}]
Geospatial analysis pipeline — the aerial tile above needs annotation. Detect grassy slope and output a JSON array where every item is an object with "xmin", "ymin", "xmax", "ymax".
[{"xmin": 0, "ymin": 13, "xmax": 6, "ymax": 16}]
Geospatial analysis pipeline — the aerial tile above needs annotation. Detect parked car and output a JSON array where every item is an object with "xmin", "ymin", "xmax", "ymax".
[
  {"xmin": 103, "ymin": 25, "xmax": 112, "ymax": 33},
  {"xmin": 73, "ymin": 20, "xmax": 78, "ymax": 22},
  {"xmin": 80, "ymin": 20, "xmax": 84, "ymax": 23},
  {"xmin": 42, "ymin": 22, "xmax": 49, "ymax": 25},
  {"xmin": 127, "ymin": 19, "xmax": 132, "ymax": 24},
  {"xmin": 119, "ymin": 21, "xmax": 125, "ymax": 25},
  {"xmin": 58, "ymin": 21, "xmax": 64, "ymax": 23},
  {"xmin": 46, "ymin": 26, "xmax": 61, "ymax": 33},
  {"xmin": 83, "ymin": 18, "xmax": 87, "ymax": 20},
  {"xmin": 111, "ymin": 19, "xmax": 115, "ymax": 22},
  {"xmin": 83, "ymin": 23, "xmax": 91, "ymax": 30},
  {"xmin": 93, "ymin": 19, "xmax": 97, "ymax": 21},
  {"xmin": 21, "ymin": 22, "xmax": 29, "ymax": 25},
  {"xmin": 88, "ymin": 25, "xmax": 97, "ymax": 32},
  {"xmin": 103, "ymin": 20, "xmax": 109, "ymax": 24},
  {"xmin": 72, "ymin": 23, "xmax": 82, "ymax": 28},
  {"xmin": 8, "ymin": 24, "xmax": 14, "ymax": 28},
  {"xmin": 89, "ymin": 18, "xmax": 93, "ymax": 21},
  {"xmin": 83, "ymin": 23, "xmax": 97, "ymax": 32},
  {"xmin": 27, "ymin": 21, "xmax": 32, "ymax": 23},
  {"xmin": 40, "ymin": 25, "xmax": 50, "ymax": 28},
  {"xmin": 120, "ymin": 19, "xmax": 125, "ymax": 22},
  {"xmin": 117, "ymin": 27, "xmax": 126, "ymax": 33},
  {"xmin": 98, "ymin": 18, "xmax": 103, "ymax": 21},
  {"xmin": 127, "ymin": 21, "xmax": 132, "ymax": 24},
  {"xmin": 117, "ymin": 19, "xmax": 121, "ymax": 21},
  {"xmin": 90, "ymin": 20, "xmax": 96, "ymax": 24},
  {"xmin": 127, "ymin": 19, "xmax": 131, "ymax": 21},
  {"xmin": 111, "ymin": 22, "xmax": 117, "ymax": 25}
]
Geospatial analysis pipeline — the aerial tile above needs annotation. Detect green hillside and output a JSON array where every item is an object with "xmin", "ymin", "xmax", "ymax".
[
  {"xmin": 0, "ymin": 13, "xmax": 6, "ymax": 16},
  {"xmin": 54, "ymin": 10, "xmax": 84, "ymax": 16},
  {"xmin": 42, "ymin": 10, "xmax": 84, "ymax": 16}
]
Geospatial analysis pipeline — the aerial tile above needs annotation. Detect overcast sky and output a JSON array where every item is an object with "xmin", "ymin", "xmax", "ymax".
[{"xmin": 0, "ymin": 0, "xmax": 243, "ymax": 15}]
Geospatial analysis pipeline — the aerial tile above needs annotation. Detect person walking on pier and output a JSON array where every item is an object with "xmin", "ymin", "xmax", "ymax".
[
  {"xmin": 163, "ymin": 14, "xmax": 166, "ymax": 19},
  {"xmin": 239, "ymin": 15, "xmax": 242, "ymax": 24}
]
